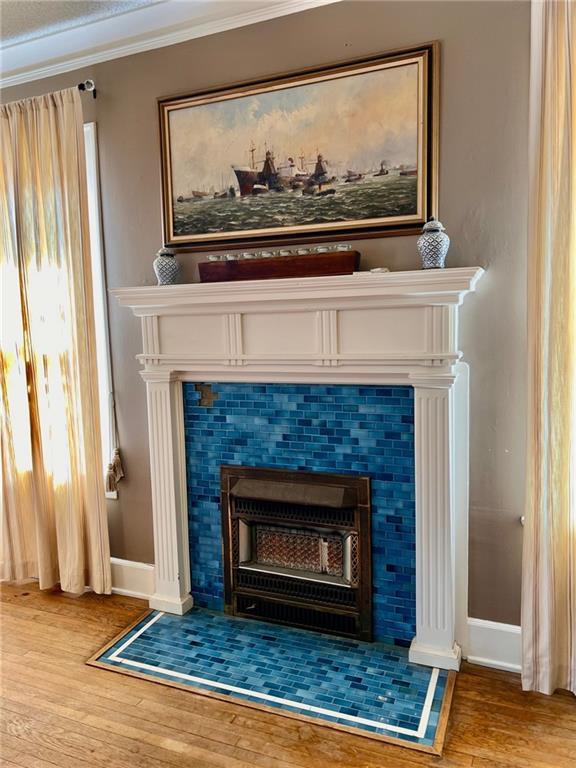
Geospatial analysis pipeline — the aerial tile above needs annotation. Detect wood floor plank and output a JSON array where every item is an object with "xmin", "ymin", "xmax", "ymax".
[
  {"xmin": 0, "ymin": 601, "xmax": 127, "ymax": 639},
  {"xmin": 1, "ymin": 582, "xmax": 574, "ymax": 768},
  {"xmin": 0, "ymin": 734, "xmax": 99, "ymax": 768},
  {"xmin": 0, "ymin": 687, "xmax": 303, "ymax": 768},
  {"xmin": 0, "ymin": 585, "xmax": 144, "ymax": 626},
  {"xmin": 0, "ymin": 703, "xmax": 250, "ymax": 768},
  {"xmin": 0, "ymin": 673, "xmax": 240, "ymax": 750},
  {"xmin": 1, "ymin": 653, "xmax": 145, "ymax": 706}
]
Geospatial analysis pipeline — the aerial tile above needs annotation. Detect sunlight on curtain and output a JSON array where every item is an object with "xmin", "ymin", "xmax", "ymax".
[
  {"xmin": 0, "ymin": 88, "xmax": 111, "ymax": 594},
  {"xmin": 522, "ymin": 0, "xmax": 575, "ymax": 695}
]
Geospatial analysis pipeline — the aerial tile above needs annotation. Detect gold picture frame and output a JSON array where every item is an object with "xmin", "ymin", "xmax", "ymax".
[{"xmin": 159, "ymin": 42, "xmax": 439, "ymax": 251}]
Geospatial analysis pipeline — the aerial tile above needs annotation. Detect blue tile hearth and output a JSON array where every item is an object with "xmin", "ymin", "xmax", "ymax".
[
  {"xmin": 183, "ymin": 383, "xmax": 416, "ymax": 645},
  {"xmin": 93, "ymin": 608, "xmax": 450, "ymax": 749}
]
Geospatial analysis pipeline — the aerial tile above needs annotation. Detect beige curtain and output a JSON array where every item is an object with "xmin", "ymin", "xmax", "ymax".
[
  {"xmin": 522, "ymin": 0, "xmax": 575, "ymax": 695},
  {"xmin": 0, "ymin": 88, "xmax": 111, "ymax": 595}
]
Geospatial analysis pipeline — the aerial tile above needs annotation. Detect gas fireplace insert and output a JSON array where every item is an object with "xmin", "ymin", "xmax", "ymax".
[{"xmin": 221, "ymin": 466, "xmax": 372, "ymax": 640}]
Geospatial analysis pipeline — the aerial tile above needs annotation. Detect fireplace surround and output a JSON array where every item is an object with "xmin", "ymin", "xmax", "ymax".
[
  {"xmin": 183, "ymin": 381, "xmax": 416, "ymax": 646},
  {"xmin": 113, "ymin": 267, "xmax": 484, "ymax": 670}
]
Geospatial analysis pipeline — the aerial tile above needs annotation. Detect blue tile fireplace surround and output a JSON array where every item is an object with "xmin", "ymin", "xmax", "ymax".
[{"xmin": 183, "ymin": 382, "xmax": 416, "ymax": 647}]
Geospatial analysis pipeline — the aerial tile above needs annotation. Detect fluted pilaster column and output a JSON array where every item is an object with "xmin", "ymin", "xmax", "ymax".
[
  {"xmin": 144, "ymin": 370, "xmax": 193, "ymax": 614},
  {"xmin": 409, "ymin": 378, "xmax": 462, "ymax": 670}
]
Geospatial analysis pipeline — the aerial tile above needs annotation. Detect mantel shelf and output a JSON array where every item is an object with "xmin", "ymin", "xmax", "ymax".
[{"xmin": 111, "ymin": 267, "xmax": 484, "ymax": 315}]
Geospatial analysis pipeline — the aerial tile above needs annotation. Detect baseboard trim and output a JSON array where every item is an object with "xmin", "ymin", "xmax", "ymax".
[
  {"xmin": 464, "ymin": 617, "xmax": 522, "ymax": 673},
  {"xmin": 110, "ymin": 557, "xmax": 155, "ymax": 601}
]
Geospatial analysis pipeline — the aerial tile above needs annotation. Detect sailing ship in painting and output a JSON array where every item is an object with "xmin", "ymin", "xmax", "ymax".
[
  {"xmin": 171, "ymin": 140, "xmax": 419, "ymax": 237},
  {"xmin": 232, "ymin": 143, "xmax": 338, "ymax": 197},
  {"xmin": 231, "ymin": 144, "xmax": 417, "ymax": 197}
]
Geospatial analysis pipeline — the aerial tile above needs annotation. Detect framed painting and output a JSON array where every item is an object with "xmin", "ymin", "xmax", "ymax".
[{"xmin": 159, "ymin": 43, "xmax": 439, "ymax": 250}]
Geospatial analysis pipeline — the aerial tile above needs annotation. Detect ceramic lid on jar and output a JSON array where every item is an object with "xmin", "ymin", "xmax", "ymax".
[{"xmin": 422, "ymin": 217, "xmax": 445, "ymax": 232}]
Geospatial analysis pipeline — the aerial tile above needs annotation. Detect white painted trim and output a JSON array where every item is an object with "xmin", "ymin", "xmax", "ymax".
[
  {"xmin": 109, "ymin": 610, "xmax": 441, "ymax": 738},
  {"xmin": 113, "ymin": 269, "xmax": 484, "ymax": 386},
  {"xmin": 464, "ymin": 617, "xmax": 522, "ymax": 673},
  {"xmin": 145, "ymin": 377, "xmax": 192, "ymax": 614},
  {"xmin": 148, "ymin": 593, "xmax": 194, "ymax": 614},
  {"xmin": 409, "ymin": 641, "xmax": 461, "ymax": 672},
  {"xmin": 110, "ymin": 557, "xmax": 155, "ymax": 600},
  {"xmin": 1, "ymin": 0, "xmax": 341, "ymax": 87},
  {"xmin": 409, "ymin": 384, "xmax": 462, "ymax": 671},
  {"xmin": 453, "ymin": 362, "xmax": 469, "ymax": 661},
  {"xmin": 112, "ymin": 268, "xmax": 485, "ymax": 313}
]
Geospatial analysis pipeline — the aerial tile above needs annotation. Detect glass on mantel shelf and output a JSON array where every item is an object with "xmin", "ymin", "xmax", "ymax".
[{"xmin": 204, "ymin": 244, "xmax": 355, "ymax": 262}]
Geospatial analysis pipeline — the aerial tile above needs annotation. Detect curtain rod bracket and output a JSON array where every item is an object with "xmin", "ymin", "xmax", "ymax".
[{"xmin": 78, "ymin": 80, "xmax": 97, "ymax": 99}]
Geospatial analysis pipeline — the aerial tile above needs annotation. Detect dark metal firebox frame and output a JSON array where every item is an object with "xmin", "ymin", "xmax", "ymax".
[{"xmin": 221, "ymin": 466, "xmax": 372, "ymax": 641}]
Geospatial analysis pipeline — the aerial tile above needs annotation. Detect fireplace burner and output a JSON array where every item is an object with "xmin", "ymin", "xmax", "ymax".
[{"xmin": 221, "ymin": 466, "xmax": 372, "ymax": 640}]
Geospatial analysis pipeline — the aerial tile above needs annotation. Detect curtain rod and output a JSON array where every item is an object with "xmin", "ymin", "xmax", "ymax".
[{"xmin": 78, "ymin": 79, "xmax": 97, "ymax": 99}]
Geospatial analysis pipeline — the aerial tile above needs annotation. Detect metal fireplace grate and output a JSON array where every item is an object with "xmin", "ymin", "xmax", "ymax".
[
  {"xmin": 235, "ymin": 594, "xmax": 359, "ymax": 637},
  {"xmin": 234, "ymin": 498, "xmax": 356, "ymax": 528},
  {"xmin": 221, "ymin": 466, "xmax": 372, "ymax": 640},
  {"xmin": 235, "ymin": 568, "xmax": 358, "ymax": 607},
  {"xmin": 254, "ymin": 525, "xmax": 344, "ymax": 577}
]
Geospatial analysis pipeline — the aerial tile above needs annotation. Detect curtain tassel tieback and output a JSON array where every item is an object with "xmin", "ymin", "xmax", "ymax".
[
  {"xmin": 112, "ymin": 447, "xmax": 124, "ymax": 481},
  {"xmin": 105, "ymin": 448, "xmax": 125, "ymax": 493}
]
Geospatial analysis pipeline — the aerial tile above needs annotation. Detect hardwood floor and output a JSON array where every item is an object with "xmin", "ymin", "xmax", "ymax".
[{"xmin": 0, "ymin": 584, "xmax": 574, "ymax": 768}]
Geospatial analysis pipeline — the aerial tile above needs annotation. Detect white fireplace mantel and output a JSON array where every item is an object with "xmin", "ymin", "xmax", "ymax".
[{"xmin": 113, "ymin": 267, "xmax": 484, "ymax": 671}]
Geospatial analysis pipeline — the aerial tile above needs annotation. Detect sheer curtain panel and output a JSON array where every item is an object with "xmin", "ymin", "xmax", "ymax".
[
  {"xmin": 1, "ymin": 88, "xmax": 111, "ymax": 594},
  {"xmin": 522, "ymin": 0, "xmax": 575, "ymax": 695}
]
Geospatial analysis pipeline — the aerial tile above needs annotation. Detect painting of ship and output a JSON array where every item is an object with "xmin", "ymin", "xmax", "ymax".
[
  {"xmin": 160, "ymin": 43, "xmax": 438, "ymax": 247},
  {"xmin": 176, "ymin": 190, "xmax": 209, "ymax": 202},
  {"xmin": 232, "ymin": 148, "xmax": 388, "ymax": 196},
  {"xmin": 343, "ymin": 170, "xmax": 364, "ymax": 183},
  {"xmin": 232, "ymin": 143, "xmax": 319, "ymax": 196},
  {"xmin": 373, "ymin": 161, "xmax": 389, "ymax": 177}
]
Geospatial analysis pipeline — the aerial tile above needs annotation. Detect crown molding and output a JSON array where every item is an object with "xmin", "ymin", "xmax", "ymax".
[{"xmin": 0, "ymin": 0, "xmax": 340, "ymax": 88}]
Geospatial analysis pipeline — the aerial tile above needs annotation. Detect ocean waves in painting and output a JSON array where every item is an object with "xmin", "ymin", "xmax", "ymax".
[{"xmin": 172, "ymin": 176, "xmax": 418, "ymax": 237}]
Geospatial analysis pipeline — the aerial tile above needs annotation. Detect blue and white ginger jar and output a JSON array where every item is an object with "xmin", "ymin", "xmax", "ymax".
[
  {"xmin": 153, "ymin": 247, "xmax": 181, "ymax": 285},
  {"xmin": 417, "ymin": 218, "xmax": 450, "ymax": 269}
]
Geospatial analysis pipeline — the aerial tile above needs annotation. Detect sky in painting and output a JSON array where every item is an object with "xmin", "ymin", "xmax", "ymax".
[{"xmin": 168, "ymin": 61, "xmax": 419, "ymax": 196}]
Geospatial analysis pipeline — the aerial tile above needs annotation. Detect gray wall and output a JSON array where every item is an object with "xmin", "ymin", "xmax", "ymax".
[{"xmin": 2, "ymin": 0, "xmax": 529, "ymax": 624}]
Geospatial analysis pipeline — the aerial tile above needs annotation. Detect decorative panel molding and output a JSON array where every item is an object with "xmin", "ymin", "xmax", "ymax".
[
  {"xmin": 242, "ymin": 311, "xmax": 318, "ymax": 356},
  {"xmin": 114, "ymin": 267, "xmax": 484, "ymax": 669},
  {"xmin": 338, "ymin": 307, "xmax": 426, "ymax": 355},
  {"xmin": 158, "ymin": 314, "xmax": 227, "ymax": 358}
]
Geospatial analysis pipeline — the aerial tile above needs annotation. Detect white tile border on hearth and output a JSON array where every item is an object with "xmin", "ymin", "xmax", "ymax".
[
  {"xmin": 106, "ymin": 610, "xmax": 441, "ymax": 739},
  {"xmin": 111, "ymin": 557, "xmax": 155, "ymax": 601}
]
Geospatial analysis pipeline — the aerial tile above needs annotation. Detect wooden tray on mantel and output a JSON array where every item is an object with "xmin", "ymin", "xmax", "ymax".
[{"xmin": 198, "ymin": 250, "xmax": 360, "ymax": 283}]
